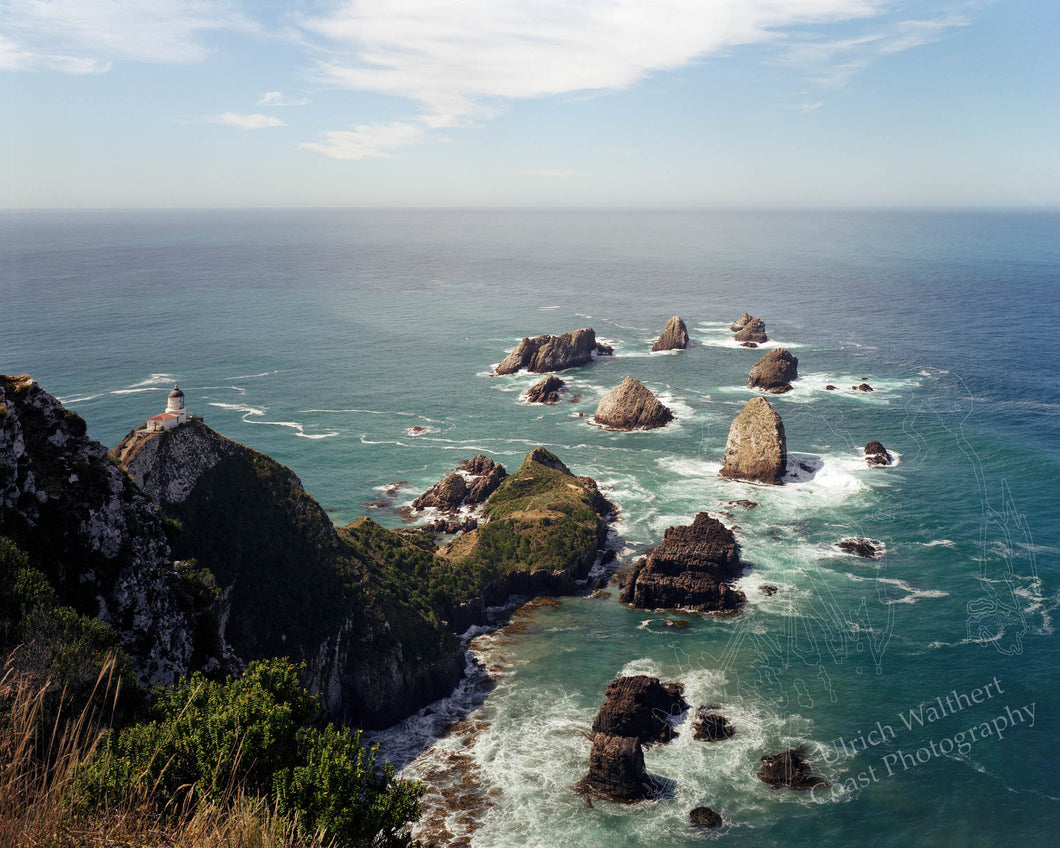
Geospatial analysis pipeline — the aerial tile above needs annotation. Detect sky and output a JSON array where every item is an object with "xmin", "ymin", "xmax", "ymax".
[{"xmin": 1, "ymin": 0, "xmax": 1057, "ymax": 208}]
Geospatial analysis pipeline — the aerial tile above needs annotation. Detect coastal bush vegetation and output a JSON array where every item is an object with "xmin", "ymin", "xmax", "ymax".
[{"xmin": 0, "ymin": 535, "xmax": 424, "ymax": 847}]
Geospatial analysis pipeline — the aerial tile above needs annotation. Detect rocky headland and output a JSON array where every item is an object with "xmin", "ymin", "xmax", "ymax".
[
  {"xmin": 494, "ymin": 328, "xmax": 612, "ymax": 375},
  {"xmin": 719, "ymin": 397, "xmax": 788, "ymax": 485},
  {"xmin": 747, "ymin": 348, "xmax": 798, "ymax": 393},
  {"xmin": 620, "ymin": 512, "xmax": 746, "ymax": 614},
  {"xmin": 651, "ymin": 316, "xmax": 689, "ymax": 351},
  {"xmin": 593, "ymin": 376, "xmax": 674, "ymax": 430}
]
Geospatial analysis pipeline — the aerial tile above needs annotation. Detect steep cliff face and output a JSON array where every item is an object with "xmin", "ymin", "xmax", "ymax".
[
  {"xmin": 115, "ymin": 419, "xmax": 463, "ymax": 729},
  {"xmin": 0, "ymin": 375, "xmax": 207, "ymax": 686},
  {"xmin": 651, "ymin": 316, "xmax": 689, "ymax": 352}
]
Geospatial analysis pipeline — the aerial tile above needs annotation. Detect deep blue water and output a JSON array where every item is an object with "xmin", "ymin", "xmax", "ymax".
[{"xmin": 2, "ymin": 209, "xmax": 1059, "ymax": 845}]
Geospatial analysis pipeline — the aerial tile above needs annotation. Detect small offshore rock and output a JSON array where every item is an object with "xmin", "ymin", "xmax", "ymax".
[
  {"xmin": 836, "ymin": 537, "xmax": 884, "ymax": 559},
  {"xmin": 734, "ymin": 317, "xmax": 767, "ymax": 344},
  {"xmin": 692, "ymin": 709, "xmax": 735, "ymax": 742},
  {"xmin": 651, "ymin": 316, "xmax": 689, "ymax": 352},
  {"xmin": 758, "ymin": 749, "xmax": 827, "ymax": 790},
  {"xmin": 759, "ymin": 584, "xmax": 779, "ymax": 596},
  {"xmin": 747, "ymin": 348, "xmax": 798, "ymax": 393},
  {"xmin": 594, "ymin": 376, "xmax": 674, "ymax": 431},
  {"xmin": 689, "ymin": 807, "xmax": 723, "ymax": 828},
  {"xmin": 525, "ymin": 375, "xmax": 565, "ymax": 404},
  {"xmin": 720, "ymin": 397, "xmax": 787, "ymax": 485},
  {"xmin": 852, "ymin": 383, "xmax": 874, "ymax": 392},
  {"xmin": 864, "ymin": 440, "xmax": 893, "ymax": 466},
  {"xmin": 726, "ymin": 499, "xmax": 758, "ymax": 510},
  {"xmin": 825, "ymin": 384, "xmax": 837, "ymax": 391}
]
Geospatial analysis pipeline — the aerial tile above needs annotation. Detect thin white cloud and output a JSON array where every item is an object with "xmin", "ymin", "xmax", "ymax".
[
  {"xmin": 511, "ymin": 169, "xmax": 577, "ymax": 178},
  {"xmin": 299, "ymin": 121, "xmax": 426, "ymax": 160},
  {"xmin": 0, "ymin": 32, "xmax": 109, "ymax": 73},
  {"xmin": 209, "ymin": 112, "xmax": 286, "ymax": 130},
  {"xmin": 257, "ymin": 90, "xmax": 308, "ymax": 107},
  {"xmin": 294, "ymin": 0, "xmax": 889, "ymax": 158},
  {"xmin": 1, "ymin": 0, "xmax": 254, "ymax": 71},
  {"xmin": 779, "ymin": 13, "xmax": 969, "ymax": 87}
]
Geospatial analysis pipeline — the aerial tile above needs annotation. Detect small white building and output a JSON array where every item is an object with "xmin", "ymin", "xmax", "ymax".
[{"xmin": 146, "ymin": 384, "xmax": 188, "ymax": 432}]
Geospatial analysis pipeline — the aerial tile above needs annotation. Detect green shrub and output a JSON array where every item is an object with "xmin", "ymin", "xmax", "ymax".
[{"xmin": 83, "ymin": 657, "xmax": 421, "ymax": 847}]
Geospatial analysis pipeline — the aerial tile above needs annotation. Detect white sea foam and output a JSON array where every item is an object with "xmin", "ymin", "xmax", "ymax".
[
  {"xmin": 206, "ymin": 402, "xmax": 338, "ymax": 439},
  {"xmin": 923, "ymin": 539, "xmax": 957, "ymax": 548},
  {"xmin": 58, "ymin": 394, "xmax": 101, "ymax": 404}
]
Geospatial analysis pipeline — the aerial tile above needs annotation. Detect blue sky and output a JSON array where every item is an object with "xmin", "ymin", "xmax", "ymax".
[{"xmin": 1, "ymin": 0, "xmax": 1057, "ymax": 207}]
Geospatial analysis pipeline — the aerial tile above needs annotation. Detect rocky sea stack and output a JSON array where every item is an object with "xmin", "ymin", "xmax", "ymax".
[
  {"xmin": 590, "ymin": 675, "xmax": 690, "ymax": 743},
  {"xmin": 620, "ymin": 513, "xmax": 746, "ymax": 613},
  {"xmin": 748, "ymin": 348, "xmax": 798, "ymax": 393},
  {"xmin": 720, "ymin": 397, "xmax": 787, "ymax": 485},
  {"xmin": 651, "ymin": 316, "xmax": 689, "ymax": 352},
  {"xmin": 525, "ymin": 375, "xmax": 565, "ymax": 404},
  {"xmin": 494, "ymin": 328, "xmax": 610, "ymax": 375},
  {"xmin": 692, "ymin": 708, "xmax": 735, "ymax": 742},
  {"xmin": 577, "ymin": 675, "xmax": 687, "ymax": 802},
  {"xmin": 593, "ymin": 376, "xmax": 674, "ymax": 430},
  {"xmin": 732, "ymin": 313, "xmax": 768, "ymax": 344}
]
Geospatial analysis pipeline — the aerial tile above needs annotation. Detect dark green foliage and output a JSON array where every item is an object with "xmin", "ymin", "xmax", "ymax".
[
  {"xmin": 428, "ymin": 452, "xmax": 603, "ymax": 607},
  {"xmin": 84, "ymin": 658, "xmax": 421, "ymax": 847},
  {"xmin": 0, "ymin": 535, "xmax": 140, "ymax": 724}
]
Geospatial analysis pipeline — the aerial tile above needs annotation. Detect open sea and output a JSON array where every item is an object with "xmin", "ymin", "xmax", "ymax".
[{"xmin": 2, "ymin": 208, "xmax": 1059, "ymax": 846}]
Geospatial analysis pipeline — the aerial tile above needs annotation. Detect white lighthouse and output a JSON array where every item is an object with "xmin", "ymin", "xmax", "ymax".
[{"xmin": 146, "ymin": 384, "xmax": 189, "ymax": 431}]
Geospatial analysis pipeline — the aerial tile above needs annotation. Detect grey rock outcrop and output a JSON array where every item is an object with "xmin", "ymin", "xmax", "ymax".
[
  {"xmin": 748, "ymin": 348, "xmax": 798, "ymax": 393},
  {"xmin": 524, "ymin": 375, "xmax": 565, "ymax": 404},
  {"xmin": 0, "ymin": 375, "xmax": 207, "ymax": 687},
  {"xmin": 620, "ymin": 513, "xmax": 746, "ymax": 614},
  {"xmin": 494, "ymin": 328, "xmax": 606, "ymax": 375},
  {"xmin": 593, "ymin": 377, "xmax": 674, "ymax": 430},
  {"xmin": 651, "ymin": 316, "xmax": 689, "ymax": 352},
  {"xmin": 412, "ymin": 455, "xmax": 508, "ymax": 513},
  {"xmin": 719, "ymin": 397, "xmax": 787, "ymax": 485}
]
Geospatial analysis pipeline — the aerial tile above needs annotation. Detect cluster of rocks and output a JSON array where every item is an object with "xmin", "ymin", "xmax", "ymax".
[
  {"xmin": 412, "ymin": 455, "xmax": 508, "ymax": 514},
  {"xmin": 692, "ymin": 708, "xmax": 735, "ymax": 741},
  {"xmin": 494, "ymin": 328, "xmax": 612, "ymax": 375},
  {"xmin": 593, "ymin": 376, "xmax": 674, "ymax": 431},
  {"xmin": 620, "ymin": 512, "xmax": 746, "ymax": 614},
  {"xmin": 731, "ymin": 312, "xmax": 768, "ymax": 346}
]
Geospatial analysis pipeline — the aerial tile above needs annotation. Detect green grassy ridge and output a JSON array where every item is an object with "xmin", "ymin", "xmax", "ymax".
[{"xmin": 432, "ymin": 449, "xmax": 605, "ymax": 607}]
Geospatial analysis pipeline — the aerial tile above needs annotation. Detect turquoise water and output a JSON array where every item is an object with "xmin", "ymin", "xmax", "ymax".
[{"xmin": 3, "ymin": 209, "xmax": 1059, "ymax": 845}]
